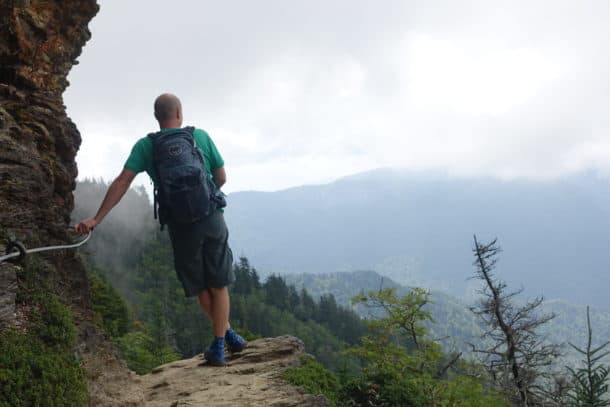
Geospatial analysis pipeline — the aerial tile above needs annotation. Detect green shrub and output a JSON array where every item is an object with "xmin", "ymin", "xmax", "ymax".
[
  {"xmin": 30, "ymin": 294, "xmax": 77, "ymax": 348},
  {"xmin": 341, "ymin": 370, "xmax": 426, "ymax": 407},
  {"xmin": 0, "ymin": 295, "xmax": 87, "ymax": 407},
  {"xmin": 0, "ymin": 257, "xmax": 88, "ymax": 406},
  {"xmin": 283, "ymin": 356, "xmax": 341, "ymax": 405},
  {"xmin": 342, "ymin": 287, "xmax": 509, "ymax": 407},
  {"xmin": 116, "ymin": 331, "xmax": 180, "ymax": 375},
  {"xmin": 88, "ymin": 270, "xmax": 130, "ymax": 338},
  {"xmin": 0, "ymin": 329, "xmax": 87, "ymax": 407}
]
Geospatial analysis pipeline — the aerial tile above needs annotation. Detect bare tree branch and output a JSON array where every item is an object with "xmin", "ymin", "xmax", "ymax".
[{"xmin": 470, "ymin": 236, "xmax": 561, "ymax": 407}]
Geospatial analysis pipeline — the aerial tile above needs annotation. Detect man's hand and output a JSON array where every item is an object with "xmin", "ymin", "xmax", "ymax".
[{"xmin": 75, "ymin": 218, "xmax": 98, "ymax": 234}]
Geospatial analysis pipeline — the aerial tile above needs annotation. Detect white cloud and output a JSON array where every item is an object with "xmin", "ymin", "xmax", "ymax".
[
  {"xmin": 66, "ymin": 0, "xmax": 610, "ymax": 192},
  {"xmin": 403, "ymin": 35, "xmax": 564, "ymax": 116}
]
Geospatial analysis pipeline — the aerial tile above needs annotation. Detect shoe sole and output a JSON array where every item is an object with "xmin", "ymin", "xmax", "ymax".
[
  {"xmin": 205, "ymin": 358, "xmax": 227, "ymax": 367},
  {"xmin": 202, "ymin": 351, "xmax": 226, "ymax": 366},
  {"xmin": 203, "ymin": 341, "xmax": 248, "ymax": 361},
  {"xmin": 228, "ymin": 340, "xmax": 248, "ymax": 354}
]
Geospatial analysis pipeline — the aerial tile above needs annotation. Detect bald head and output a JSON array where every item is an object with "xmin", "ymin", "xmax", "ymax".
[{"xmin": 154, "ymin": 93, "xmax": 183, "ymax": 127}]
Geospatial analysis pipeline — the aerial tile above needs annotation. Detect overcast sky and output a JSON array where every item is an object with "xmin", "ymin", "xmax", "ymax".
[{"xmin": 65, "ymin": 0, "xmax": 610, "ymax": 193}]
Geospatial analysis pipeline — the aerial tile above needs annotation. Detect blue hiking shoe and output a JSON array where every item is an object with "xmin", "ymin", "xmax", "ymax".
[
  {"xmin": 204, "ymin": 337, "xmax": 226, "ymax": 366},
  {"xmin": 225, "ymin": 328, "xmax": 247, "ymax": 353}
]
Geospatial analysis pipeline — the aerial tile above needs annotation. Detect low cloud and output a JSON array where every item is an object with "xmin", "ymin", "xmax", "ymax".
[{"xmin": 66, "ymin": 0, "xmax": 610, "ymax": 192}]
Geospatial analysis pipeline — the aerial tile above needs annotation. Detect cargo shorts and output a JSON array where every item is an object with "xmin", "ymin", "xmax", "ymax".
[{"xmin": 167, "ymin": 210, "xmax": 235, "ymax": 297}]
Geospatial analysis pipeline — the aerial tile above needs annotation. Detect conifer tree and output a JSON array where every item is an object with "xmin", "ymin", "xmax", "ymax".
[
  {"xmin": 470, "ymin": 236, "xmax": 561, "ymax": 406},
  {"xmin": 264, "ymin": 274, "xmax": 290, "ymax": 309},
  {"xmin": 567, "ymin": 306, "xmax": 610, "ymax": 407}
]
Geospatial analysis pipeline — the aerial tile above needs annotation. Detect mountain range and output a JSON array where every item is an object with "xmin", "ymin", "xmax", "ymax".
[{"xmin": 224, "ymin": 168, "xmax": 610, "ymax": 308}]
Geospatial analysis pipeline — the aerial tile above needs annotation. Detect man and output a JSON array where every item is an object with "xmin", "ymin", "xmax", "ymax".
[{"xmin": 76, "ymin": 93, "xmax": 246, "ymax": 366}]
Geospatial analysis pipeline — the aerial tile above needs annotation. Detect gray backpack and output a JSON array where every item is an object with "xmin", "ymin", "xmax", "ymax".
[{"xmin": 149, "ymin": 127, "xmax": 224, "ymax": 229}]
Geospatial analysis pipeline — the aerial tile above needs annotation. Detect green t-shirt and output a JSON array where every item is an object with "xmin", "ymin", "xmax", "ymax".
[{"xmin": 124, "ymin": 127, "xmax": 224, "ymax": 185}]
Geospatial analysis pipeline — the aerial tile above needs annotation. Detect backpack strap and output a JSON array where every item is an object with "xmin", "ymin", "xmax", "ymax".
[
  {"xmin": 147, "ymin": 131, "xmax": 161, "ymax": 226},
  {"xmin": 147, "ymin": 126, "xmax": 198, "ymax": 231},
  {"xmin": 183, "ymin": 126, "xmax": 196, "ymax": 148}
]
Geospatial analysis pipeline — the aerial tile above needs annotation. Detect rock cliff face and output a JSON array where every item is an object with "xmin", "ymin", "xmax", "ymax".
[
  {"xmin": 0, "ymin": 2, "xmax": 145, "ymax": 405},
  {"xmin": 0, "ymin": 0, "xmax": 101, "ymax": 310},
  {"xmin": 0, "ymin": 0, "xmax": 97, "ymax": 243}
]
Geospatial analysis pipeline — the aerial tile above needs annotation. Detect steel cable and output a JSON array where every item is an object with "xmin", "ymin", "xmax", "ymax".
[{"xmin": 0, "ymin": 231, "xmax": 92, "ymax": 263}]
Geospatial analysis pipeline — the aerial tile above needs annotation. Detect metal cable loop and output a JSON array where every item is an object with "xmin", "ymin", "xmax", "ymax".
[{"xmin": 0, "ymin": 231, "xmax": 92, "ymax": 263}]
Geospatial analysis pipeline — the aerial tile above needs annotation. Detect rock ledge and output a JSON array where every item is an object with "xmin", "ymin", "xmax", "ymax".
[{"xmin": 140, "ymin": 335, "xmax": 331, "ymax": 407}]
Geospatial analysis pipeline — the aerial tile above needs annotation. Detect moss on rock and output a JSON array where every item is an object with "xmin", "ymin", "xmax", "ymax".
[{"xmin": 0, "ymin": 259, "xmax": 87, "ymax": 406}]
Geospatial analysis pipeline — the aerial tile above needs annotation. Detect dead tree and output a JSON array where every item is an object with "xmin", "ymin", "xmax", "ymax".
[{"xmin": 469, "ymin": 236, "xmax": 561, "ymax": 407}]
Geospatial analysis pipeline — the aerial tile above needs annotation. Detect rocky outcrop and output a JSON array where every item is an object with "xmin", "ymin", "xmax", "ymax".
[
  {"xmin": 0, "ymin": 0, "xmax": 98, "ymax": 245},
  {"xmin": 141, "ymin": 336, "xmax": 331, "ymax": 407},
  {"xmin": 0, "ymin": 2, "xmax": 145, "ymax": 405},
  {"xmin": 0, "ymin": 1, "xmax": 99, "ymax": 310},
  {"xmin": 78, "ymin": 336, "xmax": 330, "ymax": 407}
]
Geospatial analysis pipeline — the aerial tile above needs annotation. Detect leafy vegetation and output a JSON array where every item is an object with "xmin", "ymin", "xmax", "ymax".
[
  {"xmin": 88, "ymin": 268, "xmax": 130, "ymax": 338},
  {"xmin": 283, "ymin": 356, "xmax": 342, "ymax": 405},
  {"xmin": 344, "ymin": 287, "xmax": 507, "ymax": 407},
  {"xmin": 283, "ymin": 287, "xmax": 508, "ymax": 406},
  {"xmin": 0, "ymin": 259, "xmax": 88, "ymax": 406},
  {"xmin": 115, "ymin": 331, "xmax": 180, "ymax": 375}
]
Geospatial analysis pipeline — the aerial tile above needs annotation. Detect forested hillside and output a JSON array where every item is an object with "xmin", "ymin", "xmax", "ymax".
[
  {"xmin": 284, "ymin": 270, "xmax": 482, "ymax": 349},
  {"xmin": 284, "ymin": 270, "xmax": 610, "ymax": 368},
  {"xmin": 73, "ymin": 180, "xmax": 610, "ymax": 405}
]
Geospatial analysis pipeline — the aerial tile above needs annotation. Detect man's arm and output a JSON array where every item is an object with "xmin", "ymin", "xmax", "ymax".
[
  {"xmin": 75, "ymin": 168, "xmax": 137, "ymax": 233},
  {"xmin": 213, "ymin": 167, "xmax": 226, "ymax": 189}
]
